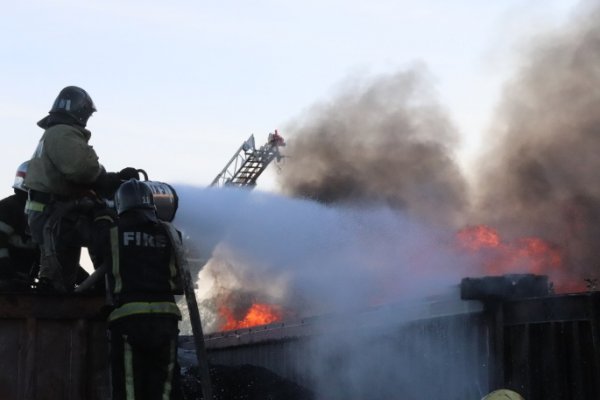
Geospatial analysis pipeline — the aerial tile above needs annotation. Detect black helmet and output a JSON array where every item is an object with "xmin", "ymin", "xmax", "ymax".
[
  {"xmin": 49, "ymin": 86, "xmax": 97, "ymax": 126},
  {"xmin": 114, "ymin": 179, "xmax": 156, "ymax": 216}
]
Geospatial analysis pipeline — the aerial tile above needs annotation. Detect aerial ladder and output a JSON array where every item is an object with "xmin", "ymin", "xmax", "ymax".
[{"xmin": 210, "ymin": 130, "xmax": 285, "ymax": 188}]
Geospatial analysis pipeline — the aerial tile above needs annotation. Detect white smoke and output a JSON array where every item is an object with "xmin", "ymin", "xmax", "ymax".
[
  {"xmin": 173, "ymin": 185, "xmax": 477, "ymax": 331},
  {"xmin": 173, "ymin": 185, "xmax": 486, "ymax": 398}
]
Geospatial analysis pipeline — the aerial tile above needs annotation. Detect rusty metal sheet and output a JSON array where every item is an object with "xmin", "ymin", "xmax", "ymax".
[
  {"xmin": 0, "ymin": 293, "xmax": 109, "ymax": 400},
  {"xmin": 0, "ymin": 293, "xmax": 107, "ymax": 320}
]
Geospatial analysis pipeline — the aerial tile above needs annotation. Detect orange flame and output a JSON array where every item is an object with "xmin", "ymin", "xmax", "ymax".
[
  {"xmin": 456, "ymin": 225, "xmax": 585, "ymax": 293},
  {"xmin": 219, "ymin": 303, "xmax": 283, "ymax": 331},
  {"xmin": 456, "ymin": 225, "xmax": 501, "ymax": 251}
]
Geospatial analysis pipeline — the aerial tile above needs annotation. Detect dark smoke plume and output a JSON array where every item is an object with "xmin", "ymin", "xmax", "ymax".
[
  {"xmin": 475, "ymin": 3, "xmax": 600, "ymax": 280},
  {"xmin": 277, "ymin": 68, "xmax": 469, "ymax": 228}
]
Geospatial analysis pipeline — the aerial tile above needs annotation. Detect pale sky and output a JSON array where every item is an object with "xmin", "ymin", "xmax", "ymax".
[{"xmin": 0, "ymin": 0, "xmax": 582, "ymax": 198}]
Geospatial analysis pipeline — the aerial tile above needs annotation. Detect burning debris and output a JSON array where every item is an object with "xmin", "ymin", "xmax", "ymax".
[
  {"xmin": 181, "ymin": 364, "xmax": 314, "ymax": 400},
  {"xmin": 219, "ymin": 303, "xmax": 282, "ymax": 331},
  {"xmin": 456, "ymin": 225, "xmax": 584, "ymax": 293},
  {"xmin": 189, "ymin": 247, "xmax": 293, "ymax": 333}
]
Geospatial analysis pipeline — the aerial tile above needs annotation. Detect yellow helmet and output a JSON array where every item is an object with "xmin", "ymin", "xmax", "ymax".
[{"xmin": 481, "ymin": 389, "xmax": 525, "ymax": 400}]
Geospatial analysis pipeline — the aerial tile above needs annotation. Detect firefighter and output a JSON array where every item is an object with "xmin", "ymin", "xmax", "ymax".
[
  {"xmin": 268, "ymin": 129, "xmax": 285, "ymax": 147},
  {"xmin": 0, "ymin": 162, "xmax": 40, "ymax": 290},
  {"xmin": 92, "ymin": 179, "xmax": 184, "ymax": 400},
  {"xmin": 25, "ymin": 86, "xmax": 139, "ymax": 292},
  {"xmin": 481, "ymin": 389, "xmax": 525, "ymax": 400}
]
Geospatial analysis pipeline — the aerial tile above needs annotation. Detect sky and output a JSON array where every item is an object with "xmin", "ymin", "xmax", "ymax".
[{"xmin": 0, "ymin": 0, "xmax": 583, "ymax": 198}]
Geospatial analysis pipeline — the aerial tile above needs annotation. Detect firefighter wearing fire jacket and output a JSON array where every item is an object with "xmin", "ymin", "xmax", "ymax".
[
  {"xmin": 0, "ymin": 162, "xmax": 40, "ymax": 290},
  {"xmin": 92, "ymin": 179, "xmax": 184, "ymax": 400},
  {"xmin": 25, "ymin": 86, "xmax": 139, "ymax": 292}
]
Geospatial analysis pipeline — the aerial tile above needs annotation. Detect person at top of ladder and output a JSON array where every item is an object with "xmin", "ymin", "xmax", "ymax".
[{"xmin": 268, "ymin": 129, "xmax": 285, "ymax": 147}]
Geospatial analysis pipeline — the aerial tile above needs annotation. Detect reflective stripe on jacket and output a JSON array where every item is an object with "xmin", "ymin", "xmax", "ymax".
[
  {"xmin": 108, "ymin": 301, "xmax": 181, "ymax": 322},
  {"xmin": 25, "ymin": 200, "xmax": 46, "ymax": 212}
]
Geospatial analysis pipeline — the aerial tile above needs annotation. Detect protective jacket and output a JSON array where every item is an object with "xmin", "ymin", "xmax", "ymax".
[
  {"xmin": 95, "ymin": 211, "xmax": 183, "ymax": 323},
  {"xmin": 0, "ymin": 193, "xmax": 39, "ymax": 279},
  {"xmin": 25, "ymin": 123, "xmax": 101, "ymax": 197}
]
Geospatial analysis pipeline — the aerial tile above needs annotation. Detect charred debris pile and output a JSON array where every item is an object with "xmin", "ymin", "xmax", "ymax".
[{"xmin": 181, "ymin": 364, "xmax": 314, "ymax": 400}]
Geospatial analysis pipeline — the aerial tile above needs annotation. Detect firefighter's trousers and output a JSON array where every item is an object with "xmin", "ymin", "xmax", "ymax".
[
  {"xmin": 27, "ymin": 198, "xmax": 93, "ymax": 291},
  {"xmin": 27, "ymin": 203, "xmax": 82, "ymax": 288},
  {"xmin": 108, "ymin": 314, "xmax": 184, "ymax": 400}
]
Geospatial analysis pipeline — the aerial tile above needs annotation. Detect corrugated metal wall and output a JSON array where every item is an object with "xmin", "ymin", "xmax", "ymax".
[
  {"xmin": 495, "ymin": 293, "xmax": 600, "ymax": 400},
  {"xmin": 203, "ymin": 292, "xmax": 600, "ymax": 400},
  {"xmin": 203, "ymin": 298, "xmax": 490, "ymax": 399}
]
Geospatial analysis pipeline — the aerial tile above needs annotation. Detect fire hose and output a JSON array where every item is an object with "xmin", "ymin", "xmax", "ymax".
[{"xmin": 161, "ymin": 221, "xmax": 214, "ymax": 400}]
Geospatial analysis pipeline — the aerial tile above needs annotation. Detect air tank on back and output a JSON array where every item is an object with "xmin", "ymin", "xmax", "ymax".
[
  {"xmin": 144, "ymin": 180, "xmax": 179, "ymax": 222},
  {"xmin": 114, "ymin": 169, "xmax": 178, "ymax": 222}
]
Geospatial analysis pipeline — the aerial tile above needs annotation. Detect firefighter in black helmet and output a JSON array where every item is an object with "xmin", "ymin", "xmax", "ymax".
[
  {"xmin": 25, "ymin": 86, "xmax": 139, "ymax": 292},
  {"xmin": 0, "ymin": 162, "xmax": 40, "ymax": 291},
  {"xmin": 92, "ymin": 179, "xmax": 184, "ymax": 400},
  {"xmin": 41, "ymin": 85, "xmax": 97, "ymax": 127}
]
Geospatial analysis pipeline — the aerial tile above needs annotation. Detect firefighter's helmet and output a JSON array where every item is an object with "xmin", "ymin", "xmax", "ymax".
[
  {"xmin": 12, "ymin": 161, "xmax": 29, "ymax": 192},
  {"xmin": 481, "ymin": 389, "xmax": 525, "ymax": 400},
  {"xmin": 49, "ymin": 86, "xmax": 97, "ymax": 126},
  {"xmin": 114, "ymin": 179, "xmax": 156, "ymax": 216}
]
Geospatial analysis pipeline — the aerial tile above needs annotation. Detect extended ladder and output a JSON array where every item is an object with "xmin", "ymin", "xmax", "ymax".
[{"xmin": 210, "ymin": 131, "xmax": 285, "ymax": 188}]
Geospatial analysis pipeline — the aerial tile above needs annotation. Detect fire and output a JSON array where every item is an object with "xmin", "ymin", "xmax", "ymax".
[
  {"xmin": 456, "ymin": 225, "xmax": 500, "ymax": 250},
  {"xmin": 457, "ymin": 225, "xmax": 584, "ymax": 293},
  {"xmin": 219, "ymin": 303, "xmax": 283, "ymax": 331}
]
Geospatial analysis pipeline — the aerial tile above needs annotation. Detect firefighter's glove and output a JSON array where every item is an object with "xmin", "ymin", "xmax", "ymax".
[
  {"xmin": 93, "ymin": 171, "xmax": 121, "ymax": 198},
  {"xmin": 118, "ymin": 167, "xmax": 140, "ymax": 181},
  {"xmin": 75, "ymin": 196, "xmax": 97, "ymax": 212}
]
